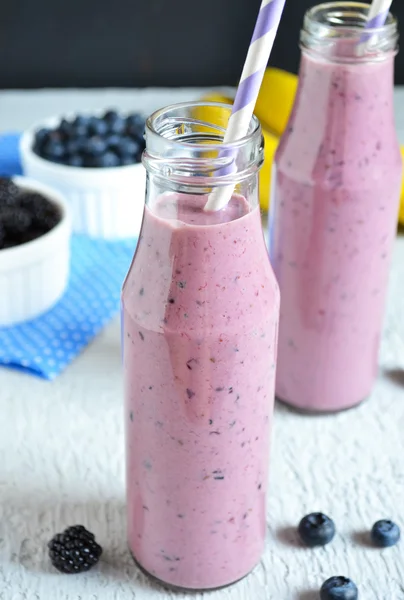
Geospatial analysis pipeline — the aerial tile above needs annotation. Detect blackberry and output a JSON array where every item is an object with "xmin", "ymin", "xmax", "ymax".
[
  {"xmin": 48, "ymin": 525, "xmax": 102, "ymax": 574},
  {"xmin": 0, "ymin": 177, "xmax": 20, "ymax": 206},
  {"xmin": 0, "ymin": 207, "xmax": 32, "ymax": 235},
  {"xmin": 19, "ymin": 192, "xmax": 61, "ymax": 232},
  {"xmin": 0, "ymin": 222, "xmax": 5, "ymax": 248}
]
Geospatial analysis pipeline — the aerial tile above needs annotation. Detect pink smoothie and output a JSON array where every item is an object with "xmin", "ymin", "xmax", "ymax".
[
  {"xmin": 270, "ymin": 51, "xmax": 402, "ymax": 412},
  {"xmin": 122, "ymin": 193, "xmax": 279, "ymax": 589}
]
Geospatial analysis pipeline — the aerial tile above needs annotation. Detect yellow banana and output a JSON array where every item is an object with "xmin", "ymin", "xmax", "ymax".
[
  {"xmin": 400, "ymin": 147, "xmax": 404, "ymax": 226},
  {"xmin": 254, "ymin": 67, "xmax": 298, "ymax": 136},
  {"xmin": 199, "ymin": 93, "xmax": 279, "ymax": 210}
]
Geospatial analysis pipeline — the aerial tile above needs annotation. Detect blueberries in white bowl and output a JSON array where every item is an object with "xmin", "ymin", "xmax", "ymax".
[{"xmin": 33, "ymin": 110, "xmax": 146, "ymax": 168}]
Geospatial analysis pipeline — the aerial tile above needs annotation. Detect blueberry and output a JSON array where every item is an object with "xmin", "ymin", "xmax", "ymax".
[
  {"xmin": 73, "ymin": 115, "xmax": 91, "ymax": 128},
  {"xmin": 120, "ymin": 155, "xmax": 135, "ymax": 166},
  {"xmin": 103, "ymin": 109, "xmax": 119, "ymax": 121},
  {"xmin": 105, "ymin": 134, "xmax": 121, "ymax": 150},
  {"xmin": 116, "ymin": 136, "xmax": 141, "ymax": 158},
  {"xmin": 34, "ymin": 127, "xmax": 51, "ymax": 151},
  {"xmin": 320, "ymin": 576, "xmax": 358, "ymax": 600},
  {"xmin": 126, "ymin": 113, "xmax": 146, "ymax": 137},
  {"xmin": 72, "ymin": 123, "xmax": 89, "ymax": 138},
  {"xmin": 83, "ymin": 136, "xmax": 108, "ymax": 156},
  {"xmin": 41, "ymin": 138, "xmax": 66, "ymax": 161},
  {"xmin": 92, "ymin": 151, "xmax": 120, "ymax": 168},
  {"xmin": 104, "ymin": 111, "xmax": 126, "ymax": 135},
  {"xmin": 67, "ymin": 154, "xmax": 84, "ymax": 167},
  {"xmin": 83, "ymin": 155, "xmax": 97, "ymax": 168},
  {"xmin": 71, "ymin": 115, "xmax": 91, "ymax": 137},
  {"xmin": 371, "ymin": 519, "xmax": 400, "ymax": 547},
  {"xmin": 65, "ymin": 138, "xmax": 82, "ymax": 155},
  {"xmin": 88, "ymin": 116, "xmax": 109, "ymax": 137},
  {"xmin": 298, "ymin": 513, "xmax": 335, "ymax": 547},
  {"xmin": 58, "ymin": 118, "xmax": 73, "ymax": 138}
]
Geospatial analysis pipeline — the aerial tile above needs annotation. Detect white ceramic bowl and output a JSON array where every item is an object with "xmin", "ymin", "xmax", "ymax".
[
  {"xmin": 0, "ymin": 177, "xmax": 71, "ymax": 327},
  {"xmin": 20, "ymin": 116, "xmax": 146, "ymax": 238}
]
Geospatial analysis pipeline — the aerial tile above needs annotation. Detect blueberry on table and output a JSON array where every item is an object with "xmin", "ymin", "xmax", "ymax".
[
  {"xmin": 298, "ymin": 512, "xmax": 335, "ymax": 546},
  {"xmin": 48, "ymin": 525, "xmax": 102, "ymax": 574},
  {"xmin": 320, "ymin": 576, "xmax": 358, "ymax": 600},
  {"xmin": 371, "ymin": 519, "xmax": 400, "ymax": 547}
]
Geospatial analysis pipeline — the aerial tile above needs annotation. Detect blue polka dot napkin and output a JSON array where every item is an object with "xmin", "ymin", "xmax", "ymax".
[{"xmin": 0, "ymin": 133, "xmax": 136, "ymax": 379}]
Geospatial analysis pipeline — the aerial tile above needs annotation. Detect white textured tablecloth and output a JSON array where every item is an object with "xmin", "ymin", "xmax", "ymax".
[{"xmin": 1, "ymin": 88, "xmax": 404, "ymax": 600}]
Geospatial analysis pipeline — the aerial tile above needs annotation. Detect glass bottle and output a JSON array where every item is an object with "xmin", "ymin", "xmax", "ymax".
[
  {"xmin": 269, "ymin": 2, "xmax": 402, "ymax": 412},
  {"xmin": 122, "ymin": 102, "xmax": 280, "ymax": 590}
]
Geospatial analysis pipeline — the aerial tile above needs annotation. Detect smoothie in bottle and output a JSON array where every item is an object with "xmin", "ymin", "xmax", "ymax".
[
  {"xmin": 270, "ymin": 2, "xmax": 402, "ymax": 412},
  {"xmin": 122, "ymin": 103, "xmax": 280, "ymax": 590}
]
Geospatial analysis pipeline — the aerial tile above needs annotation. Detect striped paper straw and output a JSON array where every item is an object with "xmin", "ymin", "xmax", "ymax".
[
  {"xmin": 359, "ymin": 0, "xmax": 392, "ymax": 46},
  {"xmin": 204, "ymin": 0, "xmax": 286, "ymax": 212}
]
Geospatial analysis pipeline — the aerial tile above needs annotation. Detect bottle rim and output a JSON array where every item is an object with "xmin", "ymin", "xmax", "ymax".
[{"xmin": 301, "ymin": 1, "xmax": 398, "ymax": 62}]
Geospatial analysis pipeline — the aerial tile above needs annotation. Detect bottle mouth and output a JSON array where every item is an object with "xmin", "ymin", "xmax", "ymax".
[
  {"xmin": 146, "ymin": 101, "xmax": 261, "ymax": 151},
  {"xmin": 301, "ymin": 1, "xmax": 398, "ymax": 61},
  {"xmin": 143, "ymin": 102, "xmax": 263, "ymax": 188}
]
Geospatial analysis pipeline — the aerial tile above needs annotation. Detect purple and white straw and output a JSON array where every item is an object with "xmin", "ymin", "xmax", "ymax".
[
  {"xmin": 359, "ymin": 0, "xmax": 392, "ymax": 46},
  {"xmin": 204, "ymin": 0, "xmax": 286, "ymax": 212}
]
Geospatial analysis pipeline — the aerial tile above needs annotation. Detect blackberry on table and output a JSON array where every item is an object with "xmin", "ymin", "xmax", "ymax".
[{"xmin": 48, "ymin": 525, "xmax": 102, "ymax": 574}]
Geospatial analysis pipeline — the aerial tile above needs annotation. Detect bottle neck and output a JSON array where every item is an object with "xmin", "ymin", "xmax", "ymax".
[
  {"xmin": 300, "ymin": 1, "xmax": 398, "ymax": 65},
  {"xmin": 143, "ymin": 102, "xmax": 263, "ymax": 196}
]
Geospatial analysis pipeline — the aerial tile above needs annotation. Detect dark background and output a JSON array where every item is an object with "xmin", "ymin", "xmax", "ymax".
[{"xmin": 0, "ymin": 0, "xmax": 403, "ymax": 88}]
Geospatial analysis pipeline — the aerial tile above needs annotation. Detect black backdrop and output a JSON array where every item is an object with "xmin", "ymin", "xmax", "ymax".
[{"xmin": 0, "ymin": 0, "xmax": 403, "ymax": 88}]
